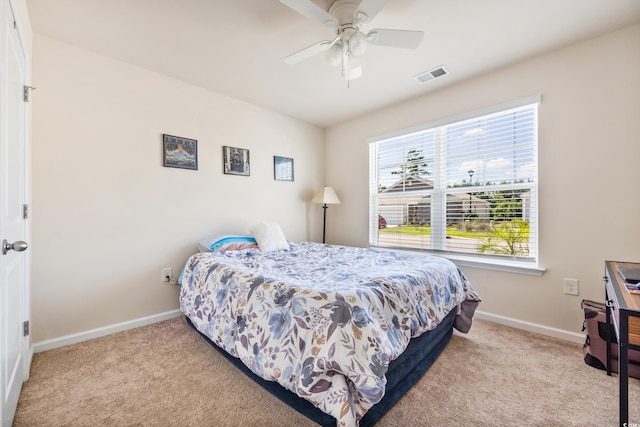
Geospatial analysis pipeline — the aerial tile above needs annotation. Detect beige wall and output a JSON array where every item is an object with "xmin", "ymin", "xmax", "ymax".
[
  {"xmin": 324, "ymin": 23, "xmax": 640, "ymax": 334},
  {"xmin": 30, "ymin": 36, "xmax": 325, "ymax": 342},
  {"xmin": 28, "ymin": 19, "xmax": 640, "ymax": 342}
]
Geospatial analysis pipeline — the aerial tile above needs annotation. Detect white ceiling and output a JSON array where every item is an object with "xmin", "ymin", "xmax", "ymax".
[{"xmin": 25, "ymin": 0, "xmax": 640, "ymax": 128}]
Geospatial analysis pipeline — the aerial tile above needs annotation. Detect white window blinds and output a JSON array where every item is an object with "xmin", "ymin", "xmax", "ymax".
[{"xmin": 369, "ymin": 98, "xmax": 539, "ymax": 262}]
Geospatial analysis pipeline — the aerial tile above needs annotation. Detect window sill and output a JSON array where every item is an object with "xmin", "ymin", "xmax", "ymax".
[
  {"xmin": 442, "ymin": 253, "xmax": 545, "ymax": 276},
  {"xmin": 372, "ymin": 246, "xmax": 546, "ymax": 276}
]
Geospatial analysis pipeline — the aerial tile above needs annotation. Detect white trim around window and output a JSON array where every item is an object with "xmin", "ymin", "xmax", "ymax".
[{"xmin": 368, "ymin": 95, "xmax": 544, "ymax": 274}]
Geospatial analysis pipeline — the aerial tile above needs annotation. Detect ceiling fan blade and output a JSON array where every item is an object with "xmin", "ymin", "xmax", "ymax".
[
  {"xmin": 283, "ymin": 40, "xmax": 331, "ymax": 65},
  {"xmin": 367, "ymin": 28, "xmax": 424, "ymax": 49},
  {"xmin": 356, "ymin": 0, "xmax": 388, "ymax": 23},
  {"xmin": 279, "ymin": 0, "xmax": 338, "ymax": 27}
]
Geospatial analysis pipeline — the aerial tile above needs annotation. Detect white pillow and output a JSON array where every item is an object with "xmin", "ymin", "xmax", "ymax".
[{"xmin": 250, "ymin": 221, "xmax": 290, "ymax": 252}]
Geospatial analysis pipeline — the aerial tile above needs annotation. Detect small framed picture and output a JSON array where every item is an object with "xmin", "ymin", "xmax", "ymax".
[
  {"xmin": 223, "ymin": 146, "xmax": 250, "ymax": 176},
  {"xmin": 163, "ymin": 134, "xmax": 197, "ymax": 170},
  {"xmin": 274, "ymin": 156, "xmax": 294, "ymax": 181}
]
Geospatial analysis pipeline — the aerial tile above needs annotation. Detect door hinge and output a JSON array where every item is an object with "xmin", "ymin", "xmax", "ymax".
[
  {"xmin": 23, "ymin": 204, "xmax": 28, "ymax": 219},
  {"xmin": 23, "ymin": 85, "xmax": 35, "ymax": 102},
  {"xmin": 23, "ymin": 321, "xmax": 29, "ymax": 336}
]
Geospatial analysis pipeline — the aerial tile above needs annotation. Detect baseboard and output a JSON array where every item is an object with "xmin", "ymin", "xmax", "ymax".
[
  {"xmin": 32, "ymin": 309, "xmax": 183, "ymax": 353},
  {"xmin": 31, "ymin": 308, "xmax": 583, "ymax": 353},
  {"xmin": 475, "ymin": 310, "xmax": 584, "ymax": 344}
]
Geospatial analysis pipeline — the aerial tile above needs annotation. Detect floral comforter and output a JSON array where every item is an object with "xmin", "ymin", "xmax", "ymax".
[{"xmin": 180, "ymin": 242, "xmax": 480, "ymax": 426}]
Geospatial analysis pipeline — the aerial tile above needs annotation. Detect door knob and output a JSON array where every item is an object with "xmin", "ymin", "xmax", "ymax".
[{"xmin": 2, "ymin": 239, "xmax": 28, "ymax": 255}]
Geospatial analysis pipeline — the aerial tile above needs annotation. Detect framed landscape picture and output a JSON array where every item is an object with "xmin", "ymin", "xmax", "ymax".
[
  {"xmin": 223, "ymin": 146, "xmax": 250, "ymax": 176},
  {"xmin": 163, "ymin": 134, "xmax": 197, "ymax": 170},
  {"xmin": 274, "ymin": 156, "xmax": 294, "ymax": 181}
]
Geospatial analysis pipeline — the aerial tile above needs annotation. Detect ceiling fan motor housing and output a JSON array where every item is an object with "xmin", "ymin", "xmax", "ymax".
[
  {"xmin": 328, "ymin": 0, "xmax": 367, "ymax": 26},
  {"xmin": 327, "ymin": 1, "xmax": 370, "ymax": 61}
]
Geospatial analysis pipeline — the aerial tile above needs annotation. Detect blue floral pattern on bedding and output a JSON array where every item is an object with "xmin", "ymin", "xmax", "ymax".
[{"xmin": 180, "ymin": 242, "xmax": 480, "ymax": 426}]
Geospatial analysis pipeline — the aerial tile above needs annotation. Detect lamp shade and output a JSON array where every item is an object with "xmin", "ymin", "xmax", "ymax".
[{"xmin": 311, "ymin": 186, "xmax": 341, "ymax": 205}]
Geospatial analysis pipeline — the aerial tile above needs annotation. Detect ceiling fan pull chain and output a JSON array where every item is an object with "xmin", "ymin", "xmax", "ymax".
[
  {"xmin": 346, "ymin": 45, "xmax": 351, "ymax": 88},
  {"xmin": 346, "ymin": 49, "xmax": 350, "ymax": 88}
]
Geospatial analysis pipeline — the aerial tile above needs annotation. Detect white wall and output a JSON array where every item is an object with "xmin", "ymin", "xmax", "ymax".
[
  {"xmin": 324, "ymin": 23, "xmax": 640, "ymax": 334},
  {"xmin": 30, "ymin": 36, "xmax": 325, "ymax": 342}
]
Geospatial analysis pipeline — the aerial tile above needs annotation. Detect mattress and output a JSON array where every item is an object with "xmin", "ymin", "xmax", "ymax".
[
  {"xmin": 180, "ymin": 242, "xmax": 480, "ymax": 426},
  {"xmin": 186, "ymin": 307, "xmax": 456, "ymax": 426}
]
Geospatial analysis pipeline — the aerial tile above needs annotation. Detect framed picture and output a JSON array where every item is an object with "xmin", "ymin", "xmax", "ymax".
[
  {"xmin": 223, "ymin": 146, "xmax": 250, "ymax": 176},
  {"xmin": 274, "ymin": 156, "xmax": 294, "ymax": 181},
  {"xmin": 163, "ymin": 134, "xmax": 197, "ymax": 170}
]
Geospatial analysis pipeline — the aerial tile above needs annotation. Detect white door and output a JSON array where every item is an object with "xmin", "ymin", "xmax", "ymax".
[{"xmin": 0, "ymin": 0, "xmax": 29, "ymax": 425}]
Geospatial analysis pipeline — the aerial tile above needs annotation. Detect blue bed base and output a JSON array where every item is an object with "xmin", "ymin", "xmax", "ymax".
[{"xmin": 186, "ymin": 308, "xmax": 456, "ymax": 426}]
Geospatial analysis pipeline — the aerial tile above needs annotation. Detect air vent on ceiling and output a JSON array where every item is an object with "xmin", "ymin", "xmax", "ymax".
[{"xmin": 414, "ymin": 65, "xmax": 449, "ymax": 84}]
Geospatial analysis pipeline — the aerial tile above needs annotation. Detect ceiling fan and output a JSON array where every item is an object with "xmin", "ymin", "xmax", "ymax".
[{"xmin": 280, "ymin": 0, "xmax": 424, "ymax": 81}]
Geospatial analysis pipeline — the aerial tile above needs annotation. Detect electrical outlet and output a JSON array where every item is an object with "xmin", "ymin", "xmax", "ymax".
[
  {"xmin": 564, "ymin": 278, "xmax": 579, "ymax": 295},
  {"xmin": 162, "ymin": 268, "xmax": 172, "ymax": 283}
]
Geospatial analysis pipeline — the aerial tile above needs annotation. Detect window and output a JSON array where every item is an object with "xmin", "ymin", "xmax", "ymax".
[{"xmin": 369, "ymin": 96, "xmax": 539, "ymax": 266}]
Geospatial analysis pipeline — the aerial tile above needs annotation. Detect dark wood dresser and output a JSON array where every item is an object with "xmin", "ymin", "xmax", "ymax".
[{"xmin": 604, "ymin": 260, "xmax": 640, "ymax": 426}]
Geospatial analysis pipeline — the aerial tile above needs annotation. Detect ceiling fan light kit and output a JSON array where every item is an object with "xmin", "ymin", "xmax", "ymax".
[
  {"xmin": 326, "ymin": 41, "xmax": 343, "ymax": 66},
  {"xmin": 280, "ymin": 0, "xmax": 424, "ymax": 82},
  {"xmin": 346, "ymin": 29, "xmax": 367, "ymax": 56}
]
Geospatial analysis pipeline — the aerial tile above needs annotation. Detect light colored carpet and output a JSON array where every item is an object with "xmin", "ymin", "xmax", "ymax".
[{"xmin": 13, "ymin": 316, "xmax": 640, "ymax": 426}]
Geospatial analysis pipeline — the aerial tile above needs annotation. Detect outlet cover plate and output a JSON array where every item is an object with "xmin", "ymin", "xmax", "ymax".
[{"xmin": 564, "ymin": 278, "xmax": 579, "ymax": 295}]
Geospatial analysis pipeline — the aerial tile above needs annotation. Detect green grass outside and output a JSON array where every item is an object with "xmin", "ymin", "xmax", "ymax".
[{"xmin": 378, "ymin": 225, "xmax": 492, "ymax": 239}]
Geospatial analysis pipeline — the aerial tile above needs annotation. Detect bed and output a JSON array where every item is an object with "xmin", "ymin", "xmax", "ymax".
[{"xmin": 180, "ymin": 238, "xmax": 480, "ymax": 426}]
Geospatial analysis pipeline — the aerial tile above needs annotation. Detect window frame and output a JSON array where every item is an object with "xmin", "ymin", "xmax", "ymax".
[{"xmin": 368, "ymin": 95, "xmax": 544, "ymax": 275}]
